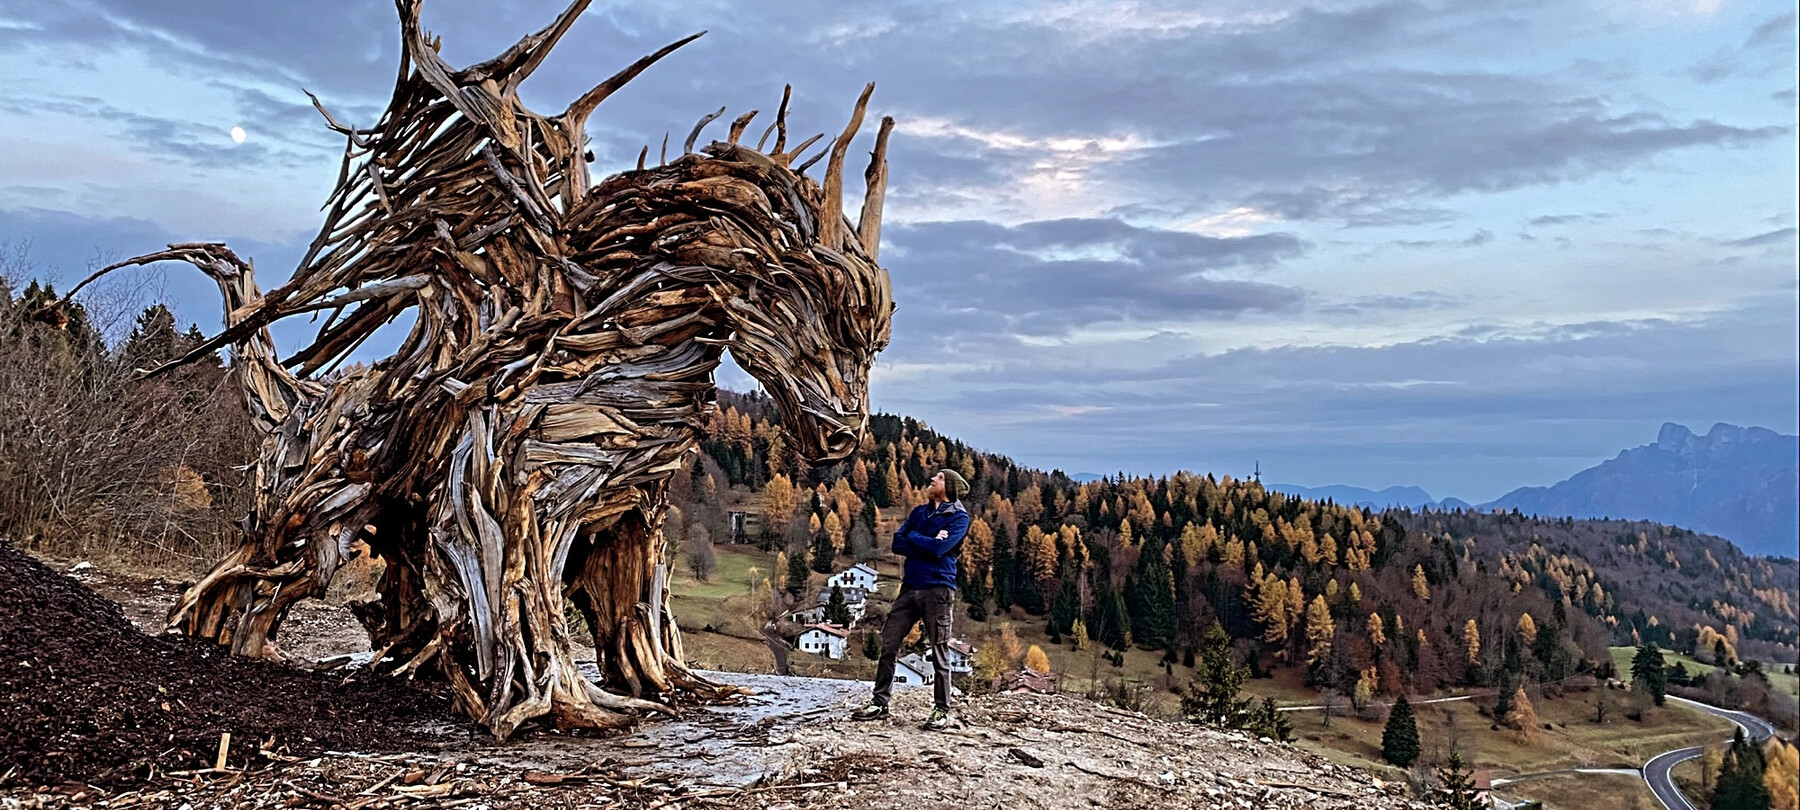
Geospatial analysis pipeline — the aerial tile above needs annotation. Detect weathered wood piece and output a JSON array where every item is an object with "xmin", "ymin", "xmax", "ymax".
[{"xmin": 73, "ymin": 0, "xmax": 893, "ymax": 739}]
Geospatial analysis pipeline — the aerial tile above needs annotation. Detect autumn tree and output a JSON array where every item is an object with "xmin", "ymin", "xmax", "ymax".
[
  {"xmin": 1024, "ymin": 644, "xmax": 1052, "ymax": 674},
  {"xmin": 761, "ymin": 473, "xmax": 796, "ymax": 546},
  {"xmin": 1500, "ymin": 686, "xmax": 1539, "ymax": 738},
  {"xmin": 1254, "ymin": 574, "xmax": 1291, "ymax": 648},
  {"xmin": 1304, "ymin": 595, "xmax": 1335, "ymax": 667},
  {"xmin": 1412, "ymin": 565, "xmax": 1431, "ymax": 602},
  {"xmin": 1763, "ymin": 737, "xmax": 1797, "ymax": 810},
  {"xmin": 1462, "ymin": 619, "xmax": 1481, "ymax": 666},
  {"xmin": 1516, "ymin": 612, "xmax": 1537, "ymax": 646}
]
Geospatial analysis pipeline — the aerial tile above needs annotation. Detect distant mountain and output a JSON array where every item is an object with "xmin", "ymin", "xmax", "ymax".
[
  {"xmin": 1267, "ymin": 483, "xmax": 1442, "ymax": 510},
  {"xmin": 1481, "ymin": 422, "xmax": 1798, "ymax": 558}
]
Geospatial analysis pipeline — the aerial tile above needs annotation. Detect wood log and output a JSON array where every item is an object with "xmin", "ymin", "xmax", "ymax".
[{"xmin": 70, "ymin": 0, "xmax": 893, "ymax": 740}]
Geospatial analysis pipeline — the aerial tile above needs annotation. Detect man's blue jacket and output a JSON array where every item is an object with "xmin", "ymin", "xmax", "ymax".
[{"xmin": 892, "ymin": 500, "xmax": 970, "ymax": 591}]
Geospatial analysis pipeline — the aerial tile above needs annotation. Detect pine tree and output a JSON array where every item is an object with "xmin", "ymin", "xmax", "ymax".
[
  {"xmin": 1133, "ymin": 539, "xmax": 1177, "ymax": 650},
  {"xmin": 809, "ymin": 528, "xmax": 835, "ymax": 575},
  {"xmin": 1381, "ymin": 695, "xmax": 1420, "ymax": 767},
  {"xmin": 863, "ymin": 631, "xmax": 881, "ymax": 660},
  {"xmin": 1712, "ymin": 728, "xmax": 1771, "ymax": 810},
  {"xmin": 1181, "ymin": 622, "xmax": 1250, "ymax": 727},
  {"xmin": 992, "ymin": 519, "xmax": 1016, "ymax": 611},
  {"xmin": 784, "ymin": 547, "xmax": 811, "ymax": 598},
  {"xmin": 824, "ymin": 584, "xmax": 853, "ymax": 627},
  {"xmin": 121, "ymin": 303, "xmax": 178, "ymax": 370},
  {"xmin": 1048, "ymin": 560, "xmax": 1080, "ymax": 638},
  {"xmin": 1632, "ymin": 643, "xmax": 1669, "ymax": 706},
  {"xmin": 1435, "ymin": 750, "xmax": 1480, "ymax": 810},
  {"xmin": 1246, "ymin": 697, "xmax": 1293, "ymax": 742},
  {"xmin": 964, "ymin": 574, "xmax": 990, "ymax": 621}
]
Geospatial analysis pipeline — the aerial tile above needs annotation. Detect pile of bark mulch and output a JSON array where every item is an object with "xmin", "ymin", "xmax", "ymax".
[{"xmin": 0, "ymin": 541, "xmax": 461, "ymax": 788}]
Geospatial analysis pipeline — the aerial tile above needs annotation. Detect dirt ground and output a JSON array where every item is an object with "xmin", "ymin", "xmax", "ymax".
[{"xmin": 1, "ymin": 547, "xmax": 1437, "ymax": 809}]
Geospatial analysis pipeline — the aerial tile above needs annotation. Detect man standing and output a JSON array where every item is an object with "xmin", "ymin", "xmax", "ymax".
[{"xmin": 852, "ymin": 469, "xmax": 970, "ymax": 729}]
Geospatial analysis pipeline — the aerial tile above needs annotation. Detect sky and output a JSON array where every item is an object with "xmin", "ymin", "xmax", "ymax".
[{"xmin": 0, "ymin": 0, "xmax": 1794, "ymax": 503}]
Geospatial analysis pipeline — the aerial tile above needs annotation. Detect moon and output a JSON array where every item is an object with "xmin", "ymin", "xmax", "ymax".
[{"xmin": 230, "ymin": 126, "xmax": 247, "ymax": 144}]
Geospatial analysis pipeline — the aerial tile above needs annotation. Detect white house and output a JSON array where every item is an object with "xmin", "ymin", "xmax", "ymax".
[
  {"xmin": 796, "ymin": 623, "xmax": 849, "ymax": 659},
  {"xmin": 941, "ymin": 639, "xmax": 975, "ymax": 674},
  {"xmin": 826, "ymin": 563, "xmax": 879, "ymax": 593},
  {"xmin": 894, "ymin": 652, "xmax": 933, "ymax": 687}
]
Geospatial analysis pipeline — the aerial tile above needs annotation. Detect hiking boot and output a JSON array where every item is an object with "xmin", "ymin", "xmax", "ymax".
[
  {"xmin": 850, "ymin": 701, "xmax": 890, "ymax": 721},
  {"xmin": 922, "ymin": 706, "xmax": 955, "ymax": 731}
]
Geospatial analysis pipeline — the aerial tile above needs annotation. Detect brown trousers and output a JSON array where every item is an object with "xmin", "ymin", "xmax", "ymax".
[{"xmin": 872, "ymin": 586, "xmax": 956, "ymax": 710}]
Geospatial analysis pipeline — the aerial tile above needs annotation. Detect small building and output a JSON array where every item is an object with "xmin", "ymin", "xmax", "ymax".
[
  {"xmin": 894, "ymin": 652, "xmax": 934, "ymax": 687},
  {"xmin": 725, "ymin": 510, "xmax": 761, "ymax": 544},
  {"xmin": 1472, "ymin": 771, "xmax": 1494, "ymax": 808},
  {"xmin": 796, "ymin": 623, "xmax": 849, "ymax": 659},
  {"xmin": 787, "ymin": 605, "xmax": 827, "ymax": 625},
  {"xmin": 941, "ymin": 639, "xmax": 975, "ymax": 674},
  {"xmin": 1000, "ymin": 668, "xmax": 1058, "ymax": 695},
  {"xmin": 826, "ymin": 563, "xmax": 879, "ymax": 593}
]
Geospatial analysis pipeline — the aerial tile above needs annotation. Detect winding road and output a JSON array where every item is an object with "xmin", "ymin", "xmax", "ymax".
[
  {"xmin": 1487, "ymin": 695, "xmax": 1776, "ymax": 810},
  {"xmin": 1640, "ymin": 696, "xmax": 1776, "ymax": 810}
]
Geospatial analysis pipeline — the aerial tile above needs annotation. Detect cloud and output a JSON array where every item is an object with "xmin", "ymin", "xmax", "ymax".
[
  {"xmin": 1317, "ymin": 291, "xmax": 1464, "ymax": 316},
  {"xmin": 1724, "ymin": 227, "xmax": 1798, "ymax": 248},
  {"xmin": 884, "ymin": 217, "xmax": 1307, "ymax": 338},
  {"xmin": 5, "ymin": 0, "xmax": 1795, "ymax": 502},
  {"xmin": 1745, "ymin": 12, "xmax": 1798, "ymax": 50},
  {"xmin": 1527, "ymin": 213, "xmax": 1609, "ymax": 226}
]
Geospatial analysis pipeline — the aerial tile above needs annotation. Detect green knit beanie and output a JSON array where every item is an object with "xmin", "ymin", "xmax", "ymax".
[{"xmin": 938, "ymin": 469, "xmax": 969, "ymax": 502}]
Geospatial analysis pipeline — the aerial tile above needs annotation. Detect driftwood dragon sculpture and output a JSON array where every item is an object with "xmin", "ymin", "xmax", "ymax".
[{"xmin": 68, "ymin": 0, "xmax": 894, "ymax": 738}]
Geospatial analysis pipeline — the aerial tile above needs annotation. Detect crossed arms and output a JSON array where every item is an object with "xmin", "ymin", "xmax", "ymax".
[{"xmin": 891, "ymin": 509, "xmax": 970, "ymax": 558}]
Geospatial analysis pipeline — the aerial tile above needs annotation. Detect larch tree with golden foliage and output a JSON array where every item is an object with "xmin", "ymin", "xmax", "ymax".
[
  {"xmin": 1024, "ymin": 644, "xmax": 1052, "ymax": 674},
  {"xmin": 762, "ymin": 474, "xmax": 796, "ymax": 534},
  {"xmin": 1367, "ymin": 613, "xmax": 1387, "ymax": 648},
  {"xmin": 1765, "ymin": 737, "xmax": 1798, "ymax": 810},
  {"xmin": 1304, "ymin": 595, "xmax": 1335, "ymax": 667},
  {"xmin": 1254, "ymin": 575, "xmax": 1291, "ymax": 647},
  {"xmin": 1517, "ymin": 612, "xmax": 1537, "ymax": 646},
  {"xmin": 1501, "ymin": 686, "xmax": 1538, "ymax": 737},
  {"xmin": 1463, "ymin": 619, "xmax": 1482, "ymax": 665},
  {"xmin": 1412, "ymin": 565, "xmax": 1431, "ymax": 602}
]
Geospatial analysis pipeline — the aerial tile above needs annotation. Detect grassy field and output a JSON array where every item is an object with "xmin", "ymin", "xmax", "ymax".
[
  {"xmin": 1497, "ymin": 773, "xmax": 1663, "ymax": 810},
  {"xmin": 1609, "ymin": 645, "xmax": 1715, "ymax": 681},
  {"xmin": 1765, "ymin": 662, "xmax": 1800, "ymax": 699},
  {"xmin": 1671, "ymin": 757, "xmax": 1713, "ymax": 808},
  {"xmin": 1607, "ymin": 644, "xmax": 1799, "ymax": 702}
]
